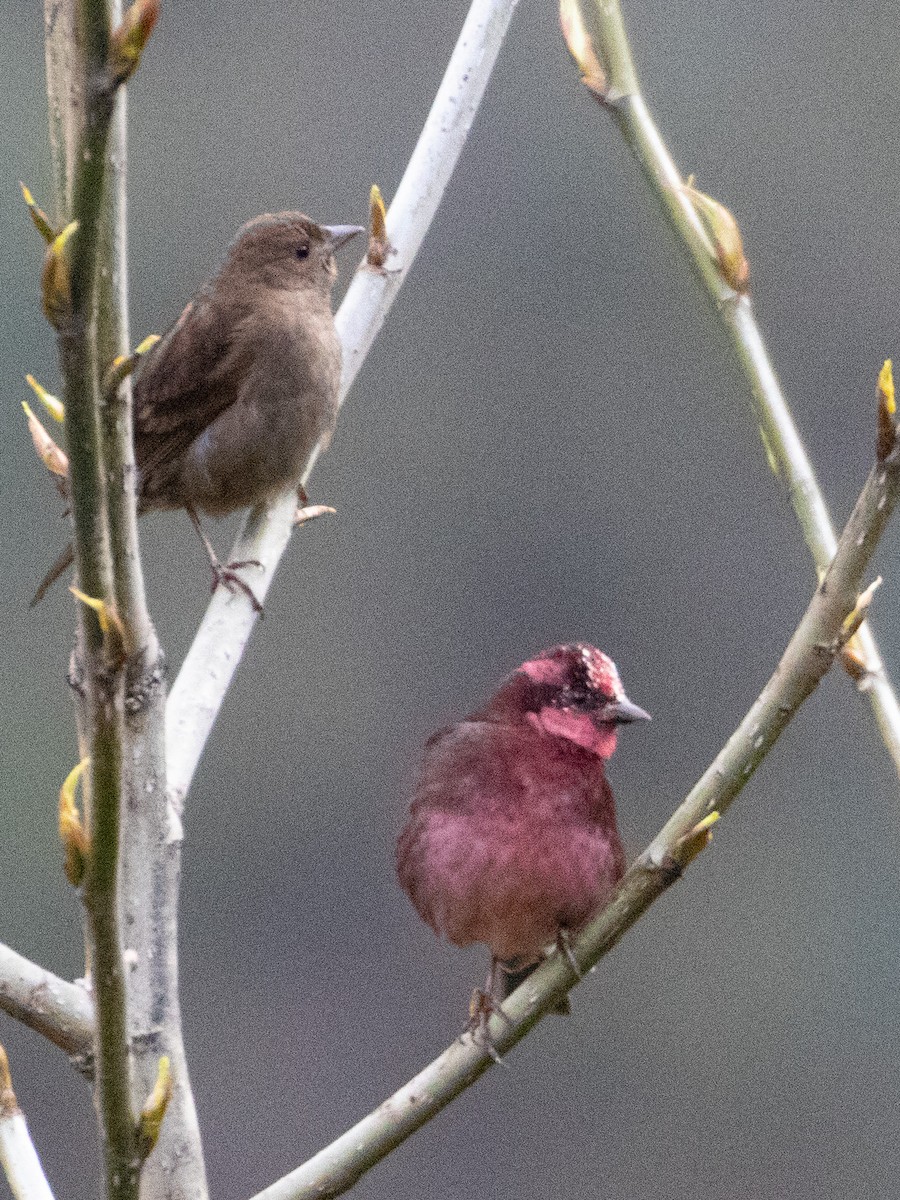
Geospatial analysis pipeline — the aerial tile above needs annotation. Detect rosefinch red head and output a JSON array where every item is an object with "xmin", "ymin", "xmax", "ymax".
[{"xmin": 396, "ymin": 643, "xmax": 649, "ymax": 1014}]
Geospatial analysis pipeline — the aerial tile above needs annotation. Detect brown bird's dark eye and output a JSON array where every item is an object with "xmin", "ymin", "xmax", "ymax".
[{"xmin": 296, "ymin": 243, "xmax": 310, "ymax": 259}]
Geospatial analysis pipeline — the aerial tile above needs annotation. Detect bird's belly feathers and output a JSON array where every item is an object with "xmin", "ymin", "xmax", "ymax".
[
  {"xmin": 180, "ymin": 343, "xmax": 339, "ymax": 516},
  {"xmin": 398, "ymin": 793, "xmax": 622, "ymax": 965}
]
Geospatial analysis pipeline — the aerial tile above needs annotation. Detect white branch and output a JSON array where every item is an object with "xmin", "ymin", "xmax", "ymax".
[
  {"xmin": 0, "ymin": 1048, "xmax": 56, "ymax": 1200},
  {"xmin": 0, "ymin": 944, "xmax": 92, "ymax": 1061},
  {"xmin": 165, "ymin": 0, "xmax": 521, "ymax": 806}
]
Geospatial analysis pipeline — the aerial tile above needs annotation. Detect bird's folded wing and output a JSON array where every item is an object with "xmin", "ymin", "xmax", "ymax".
[{"xmin": 134, "ymin": 291, "xmax": 241, "ymax": 500}]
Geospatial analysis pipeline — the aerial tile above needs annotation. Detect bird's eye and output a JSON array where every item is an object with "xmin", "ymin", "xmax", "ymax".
[
  {"xmin": 296, "ymin": 243, "xmax": 310, "ymax": 260},
  {"xmin": 559, "ymin": 684, "xmax": 603, "ymax": 711}
]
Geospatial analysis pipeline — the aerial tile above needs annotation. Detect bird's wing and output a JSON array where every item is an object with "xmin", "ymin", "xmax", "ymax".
[
  {"xmin": 418, "ymin": 721, "xmax": 523, "ymax": 815},
  {"xmin": 134, "ymin": 290, "xmax": 243, "ymax": 500}
]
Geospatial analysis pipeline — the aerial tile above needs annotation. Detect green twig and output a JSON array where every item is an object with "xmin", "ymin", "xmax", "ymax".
[
  {"xmin": 39, "ymin": 1, "xmax": 154, "ymax": 1197},
  {"xmin": 83, "ymin": 725, "xmax": 139, "ymax": 1200},
  {"xmin": 562, "ymin": 0, "xmax": 900, "ymax": 780},
  {"xmin": 250, "ymin": 426, "xmax": 900, "ymax": 1200}
]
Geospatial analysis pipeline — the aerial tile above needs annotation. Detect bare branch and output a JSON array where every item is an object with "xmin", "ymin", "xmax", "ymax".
[
  {"xmin": 40, "ymin": 0, "xmax": 196, "ymax": 1194},
  {"xmin": 0, "ymin": 944, "xmax": 92, "ymax": 1063},
  {"xmin": 560, "ymin": 0, "xmax": 900, "ymax": 778},
  {"xmin": 251, "ymin": 427, "xmax": 900, "ymax": 1200},
  {"xmin": 165, "ymin": 0, "xmax": 523, "ymax": 807}
]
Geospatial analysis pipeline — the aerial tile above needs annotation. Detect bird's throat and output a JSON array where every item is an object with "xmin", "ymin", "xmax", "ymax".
[{"xmin": 528, "ymin": 707, "xmax": 618, "ymax": 760}]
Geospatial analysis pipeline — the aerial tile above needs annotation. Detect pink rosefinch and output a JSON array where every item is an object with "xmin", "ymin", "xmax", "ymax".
[{"xmin": 397, "ymin": 643, "xmax": 649, "ymax": 1016}]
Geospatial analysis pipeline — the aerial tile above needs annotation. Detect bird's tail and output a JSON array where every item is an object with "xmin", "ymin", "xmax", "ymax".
[{"xmin": 30, "ymin": 542, "xmax": 75, "ymax": 608}]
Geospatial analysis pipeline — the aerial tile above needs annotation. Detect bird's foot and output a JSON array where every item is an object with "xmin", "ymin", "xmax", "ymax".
[
  {"xmin": 210, "ymin": 559, "xmax": 264, "ymax": 614},
  {"xmin": 294, "ymin": 483, "xmax": 335, "ymax": 526},
  {"xmin": 294, "ymin": 503, "xmax": 336, "ymax": 526},
  {"xmin": 556, "ymin": 928, "xmax": 582, "ymax": 979},
  {"xmin": 467, "ymin": 988, "xmax": 512, "ymax": 1065}
]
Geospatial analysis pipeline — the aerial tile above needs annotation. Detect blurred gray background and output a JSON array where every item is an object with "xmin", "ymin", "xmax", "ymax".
[{"xmin": 3, "ymin": 1, "xmax": 900, "ymax": 1197}]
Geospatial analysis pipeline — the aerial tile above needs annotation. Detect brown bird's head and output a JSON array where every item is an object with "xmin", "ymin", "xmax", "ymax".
[
  {"xmin": 480, "ymin": 642, "xmax": 650, "ymax": 760},
  {"xmin": 220, "ymin": 212, "xmax": 363, "ymax": 296}
]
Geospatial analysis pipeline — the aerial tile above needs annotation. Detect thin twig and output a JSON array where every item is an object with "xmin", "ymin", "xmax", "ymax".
[
  {"xmin": 250, "ymin": 425, "xmax": 900, "ymax": 1200},
  {"xmin": 40, "ymin": 0, "xmax": 153, "ymax": 1195},
  {"xmin": 97, "ymin": 4, "xmax": 209, "ymax": 1196},
  {"xmin": 0, "ymin": 943, "xmax": 93, "ymax": 1063},
  {"xmin": 165, "ymin": 0, "xmax": 523, "ymax": 806},
  {"xmin": 0, "ymin": 1045, "xmax": 56, "ymax": 1200},
  {"xmin": 561, "ymin": 0, "xmax": 900, "ymax": 779}
]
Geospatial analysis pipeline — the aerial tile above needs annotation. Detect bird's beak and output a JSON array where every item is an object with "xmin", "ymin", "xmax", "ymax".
[
  {"xmin": 603, "ymin": 696, "xmax": 651, "ymax": 724},
  {"xmin": 322, "ymin": 224, "xmax": 365, "ymax": 251}
]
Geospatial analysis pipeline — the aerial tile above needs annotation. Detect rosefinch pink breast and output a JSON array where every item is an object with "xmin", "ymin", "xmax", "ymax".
[{"xmin": 397, "ymin": 643, "xmax": 649, "ymax": 1010}]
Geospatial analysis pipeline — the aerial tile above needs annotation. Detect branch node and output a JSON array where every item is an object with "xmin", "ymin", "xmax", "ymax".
[{"xmin": 124, "ymin": 649, "xmax": 166, "ymax": 717}]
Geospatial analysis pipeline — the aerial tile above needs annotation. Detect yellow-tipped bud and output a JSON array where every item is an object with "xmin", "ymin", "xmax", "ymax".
[
  {"xmin": 102, "ymin": 333, "xmax": 161, "ymax": 397},
  {"xmin": 137, "ymin": 1056, "xmax": 172, "ymax": 1159},
  {"xmin": 59, "ymin": 758, "xmax": 90, "ymax": 887},
  {"xmin": 134, "ymin": 333, "xmax": 161, "ymax": 357},
  {"xmin": 840, "ymin": 577, "xmax": 881, "ymax": 644},
  {"xmin": 22, "ymin": 401, "xmax": 69, "ymax": 479},
  {"xmin": 20, "ymin": 182, "xmax": 56, "ymax": 244},
  {"xmin": 559, "ymin": 0, "xmax": 607, "ymax": 97},
  {"xmin": 675, "ymin": 809, "xmax": 720, "ymax": 867},
  {"xmin": 69, "ymin": 587, "xmax": 126, "ymax": 644},
  {"xmin": 877, "ymin": 359, "xmax": 896, "ymax": 461},
  {"xmin": 109, "ymin": 0, "xmax": 160, "ymax": 86},
  {"xmin": 41, "ymin": 220, "xmax": 79, "ymax": 328},
  {"xmin": 69, "ymin": 588, "xmax": 128, "ymax": 664},
  {"xmin": 26, "ymin": 374, "xmax": 64, "ymax": 422},
  {"xmin": 367, "ymin": 185, "xmax": 391, "ymax": 269},
  {"xmin": 684, "ymin": 181, "xmax": 749, "ymax": 294}
]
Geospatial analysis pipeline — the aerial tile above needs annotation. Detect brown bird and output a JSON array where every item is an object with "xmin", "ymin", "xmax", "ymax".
[
  {"xmin": 397, "ymin": 643, "xmax": 649, "ymax": 1024},
  {"xmin": 32, "ymin": 211, "xmax": 363, "ymax": 609}
]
